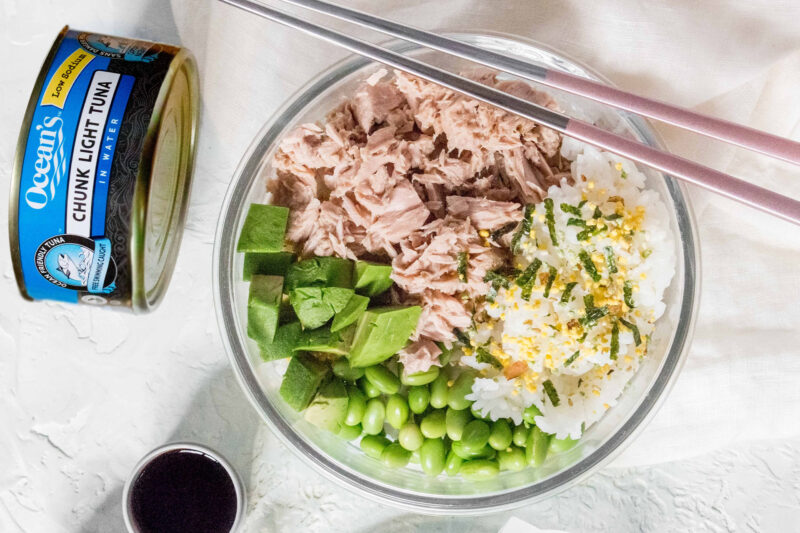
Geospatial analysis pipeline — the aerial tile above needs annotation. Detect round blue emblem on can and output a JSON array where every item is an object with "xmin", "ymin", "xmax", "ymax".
[{"xmin": 35, "ymin": 234, "xmax": 117, "ymax": 292}]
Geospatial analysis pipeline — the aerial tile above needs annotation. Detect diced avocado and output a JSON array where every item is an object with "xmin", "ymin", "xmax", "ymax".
[
  {"xmin": 347, "ymin": 306, "xmax": 422, "ymax": 367},
  {"xmin": 331, "ymin": 294, "xmax": 369, "ymax": 332},
  {"xmin": 279, "ymin": 353, "xmax": 330, "ymax": 411},
  {"xmin": 246, "ymin": 275, "xmax": 283, "ymax": 345},
  {"xmin": 289, "ymin": 287, "xmax": 332, "ymax": 329},
  {"xmin": 289, "ymin": 286, "xmax": 355, "ymax": 329},
  {"xmin": 303, "ymin": 378, "xmax": 349, "ymax": 432},
  {"xmin": 295, "ymin": 324, "xmax": 356, "ymax": 356},
  {"xmin": 259, "ymin": 321, "xmax": 303, "ymax": 361},
  {"xmin": 236, "ymin": 204, "xmax": 289, "ymax": 253},
  {"xmin": 279, "ymin": 295, "xmax": 297, "ymax": 324},
  {"xmin": 323, "ymin": 287, "xmax": 354, "ymax": 312},
  {"xmin": 243, "ymin": 251, "xmax": 295, "ymax": 281},
  {"xmin": 354, "ymin": 261, "xmax": 394, "ymax": 296},
  {"xmin": 285, "ymin": 256, "xmax": 353, "ymax": 291}
]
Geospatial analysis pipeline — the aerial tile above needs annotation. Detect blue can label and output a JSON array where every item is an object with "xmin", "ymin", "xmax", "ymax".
[{"xmin": 14, "ymin": 29, "xmax": 176, "ymax": 307}]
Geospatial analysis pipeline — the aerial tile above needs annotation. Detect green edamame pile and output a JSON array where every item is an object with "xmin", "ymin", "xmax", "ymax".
[{"xmin": 327, "ymin": 358, "xmax": 576, "ymax": 479}]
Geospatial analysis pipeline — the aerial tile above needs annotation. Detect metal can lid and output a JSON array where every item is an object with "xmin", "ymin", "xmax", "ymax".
[{"xmin": 130, "ymin": 50, "xmax": 199, "ymax": 313}]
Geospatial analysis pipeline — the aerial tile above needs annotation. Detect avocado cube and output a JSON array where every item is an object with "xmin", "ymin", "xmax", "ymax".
[
  {"xmin": 260, "ymin": 321, "xmax": 303, "ymax": 361},
  {"xmin": 289, "ymin": 287, "xmax": 333, "ymax": 329},
  {"xmin": 279, "ymin": 353, "xmax": 330, "ymax": 411},
  {"xmin": 303, "ymin": 378, "xmax": 349, "ymax": 432},
  {"xmin": 279, "ymin": 294, "xmax": 297, "ymax": 324},
  {"xmin": 323, "ymin": 287, "xmax": 355, "ymax": 312},
  {"xmin": 347, "ymin": 306, "xmax": 422, "ymax": 367},
  {"xmin": 243, "ymin": 251, "xmax": 295, "ymax": 281},
  {"xmin": 331, "ymin": 294, "xmax": 369, "ymax": 332},
  {"xmin": 354, "ymin": 261, "xmax": 394, "ymax": 296},
  {"xmin": 295, "ymin": 324, "xmax": 356, "ymax": 356},
  {"xmin": 289, "ymin": 286, "xmax": 355, "ymax": 329},
  {"xmin": 285, "ymin": 256, "xmax": 353, "ymax": 291},
  {"xmin": 236, "ymin": 204, "xmax": 290, "ymax": 253},
  {"xmin": 247, "ymin": 275, "xmax": 284, "ymax": 345}
]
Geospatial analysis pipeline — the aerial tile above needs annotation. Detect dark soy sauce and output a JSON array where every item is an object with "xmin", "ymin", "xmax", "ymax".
[{"xmin": 130, "ymin": 449, "xmax": 238, "ymax": 533}]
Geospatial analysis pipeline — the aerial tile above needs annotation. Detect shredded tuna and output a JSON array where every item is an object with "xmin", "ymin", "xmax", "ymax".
[
  {"xmin": 398, "ymin": 339, "xmax": 442, "ymax": 375},
  {"xmin": 392, "ymin": 216, "xmax": 503, "ymax": 298},
  {"xmin": 301, "ymin": 200, "xmax": 365, "ymax": 259},
  {"xmin": 286, "ymin": 198, "xmax": 320, "ymax": 243},
  {"xmin": 445, "ymin": 196, "xmax": 522, "ymax": 230},
  {"xmin": 412, "ymin": 290, "xmax": 472, "ymax": 344},
  {"xmin": 267, "ymin": 68, "xmax": 570, "ymax": 372},
  {"xmin": 352, "ymin": 81, "xmax": 405, "ymax": 132}
]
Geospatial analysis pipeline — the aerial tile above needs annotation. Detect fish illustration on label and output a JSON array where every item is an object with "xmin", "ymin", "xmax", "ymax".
[{"xmin": 35, "ymin": 235, "xmax": 117, "ymax": 293}]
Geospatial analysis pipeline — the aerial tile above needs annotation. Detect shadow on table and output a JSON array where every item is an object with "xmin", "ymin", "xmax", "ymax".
[{"xmin": 80, "ymin": 363, "xmax": 259, "ymax": 532}]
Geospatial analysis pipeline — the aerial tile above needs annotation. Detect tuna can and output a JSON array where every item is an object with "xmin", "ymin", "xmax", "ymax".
[{"xmin": 9, "ymin": 26, "xmax": 199, "ymax": 312}]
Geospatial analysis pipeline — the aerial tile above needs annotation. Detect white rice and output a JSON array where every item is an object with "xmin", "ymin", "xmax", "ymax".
[{"xmin": 464, "ymin": 139, "xmax": 676, "ymax": 439}]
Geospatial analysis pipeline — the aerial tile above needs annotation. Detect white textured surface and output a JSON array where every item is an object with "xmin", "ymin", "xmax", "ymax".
[{"xmin": 1, "ymin": 1, "xmax": 800, "ymax": 532}]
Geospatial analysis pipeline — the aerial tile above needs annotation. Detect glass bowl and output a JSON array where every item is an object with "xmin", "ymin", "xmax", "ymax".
[{"xmin": 213, "ymin": 32, "xmax": 699, "ymax": 514}]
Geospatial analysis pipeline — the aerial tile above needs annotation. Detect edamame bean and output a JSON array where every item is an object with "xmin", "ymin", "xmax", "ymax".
[
  {"xmin": 451, "ymin": 441, "xmax": 496, "ymax": 461},
  {"xmin": 401, "ymin": 366, "xmax": 440, "ymax": 386},
  {"xmin": 535, "ymin": 429, "xmax": 553, "ymax": 466},
  {"xmin": 419, "ymin": 438, "xmax": 446, "ymax": 476},
  {"xmin": 525, "ymin": 426, "xmax": 552, "ymax": 467},
  {"xmin": 470, "ymin": 404, "xmax": 487, "ymax": 420},
  {"xmin": 549, "ymin": 436, "xmax": 579, "ymax": 454},
  {"xmin": 332, "ymin": 358, "xmax": 365, "ymax": 381},
  {"xmin": 381, "ymin": 442, "xmax": 411, "ymax": 468},
  {"xmin": 398, "ymin": 422, "xmax": 424, "ymax": 451},
  {"xmin": 447, "ymin": 371, "xmax": 476, "ymax": 410},
  {"xmin": 444, "ymin": 450, "xmax": 462, "ymax": 476},
  {"xmin": 408, "ymin": 385, "xmax": 430, "ymax": 414},
  {"xmin": 498, "ymin": 446, "xmax": 526, "ymax": 472},
  {"xmin": 430, "ymin": 372, "xmax": 449, "ymax": 409},
  {"xmin": 445, "ymin": 407, "xmax": 473, "ymax": 441},
  {"xmin": 385, "ymin": 394, "xmax": 410, "ymax": 429},
  {"xmin": 338, "ymin": 423, "xmax": 362, "ymax": 441},
  {"xmin": 359, "ymin": 377, "xmax": 382, "ymax": 399},
  {"xmin": 461, "ymin": 420, "xmax": 490, "ymax": 451},
  {"xmin": 420, "ymin": 409, "xmax": 447, "ymax": 439},
  {"xmin": 362, "ymin": 398, "xmax": 386, "ymax": 435},
  {"xmin": 345, "ymin": 385, "xmax": 367, "ymax": 426},
  {"xmin": 512, "ymin": 424, "xmax": 529, "ymax": 447},
  {"xmin": 364, "ymin": 365, "xmax": 401, "ymax": 395},
  {"xmin": 522, "ymin": 404, "xmax": 542, "ymax": 425},
  {"xmin": 488, "ymin": 420, "xmax": 513, "ymax": 451},
  {"xmin": 360, "ymin": 434, "xmax": 390, "ymax": 459},
  {"xmin": 460, "ymin": 459, "xmax": 500, "ymax": 480}
]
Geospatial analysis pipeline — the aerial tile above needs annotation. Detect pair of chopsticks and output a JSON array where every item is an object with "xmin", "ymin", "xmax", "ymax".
[{"xmin": 220, "ymin": 0, "xmax": 800, "ymax": 226}]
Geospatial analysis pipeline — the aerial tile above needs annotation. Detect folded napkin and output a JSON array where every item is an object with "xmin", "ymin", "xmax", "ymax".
[{"xmin": 615, "ymin": 49, "xmax": 800, "ymax": 468}]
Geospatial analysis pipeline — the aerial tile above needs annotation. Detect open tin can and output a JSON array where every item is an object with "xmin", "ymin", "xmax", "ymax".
[{"xmin": 9, "ymin": 26, "xmax": 199, "ymax": 312}]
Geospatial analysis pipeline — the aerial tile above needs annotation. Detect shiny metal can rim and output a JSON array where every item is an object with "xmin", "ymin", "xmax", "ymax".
[{"xmin": 130, "ymin": 47, "xmax": 200, "ymax": 313}]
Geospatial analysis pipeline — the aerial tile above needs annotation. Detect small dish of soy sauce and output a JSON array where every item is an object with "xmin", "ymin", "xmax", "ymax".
[{"xmin": 122, "ymin": 443, "xmax": 245, "ymax": 533}]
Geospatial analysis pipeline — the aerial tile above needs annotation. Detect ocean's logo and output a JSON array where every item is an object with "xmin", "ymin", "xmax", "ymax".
[
  {"xmin": 78, "ymin": 33, "xmax": 158, "ymax": 63},
  {"xmin": 25, "ymin": 115, "xmax": 65, "ymax": 210},
  {"xmin": 35, "ymin": 235, "xmax": 117, "ymax": 293}
]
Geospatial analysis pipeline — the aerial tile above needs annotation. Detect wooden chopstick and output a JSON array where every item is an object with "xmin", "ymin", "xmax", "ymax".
[
  {"xmin": 273, "ymin": 0, "xmax": 800, "ymax": 167},
  {"xmin": 219, "ymin": 0, "xmax": 800, "ymax": 226}
]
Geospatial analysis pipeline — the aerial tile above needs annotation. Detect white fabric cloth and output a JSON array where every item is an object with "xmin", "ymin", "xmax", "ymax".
[{"xmin": 1, "ymin": 1, "xmax": 799, "ymax": 532}]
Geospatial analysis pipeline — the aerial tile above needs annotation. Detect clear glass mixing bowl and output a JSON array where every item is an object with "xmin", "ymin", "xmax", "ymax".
[{"xmin": 213, "ymin": 32, "xmax": 699, "ymax": 514}]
